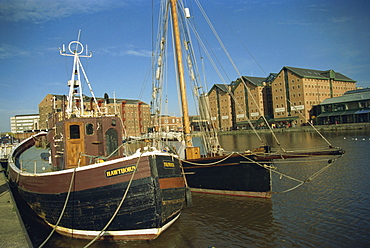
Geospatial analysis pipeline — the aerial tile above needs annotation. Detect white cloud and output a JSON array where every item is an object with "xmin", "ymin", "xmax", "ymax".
[
  {"xmin": 0, "ymin": 43, "xmax": 29, "ymax": 59},
  {"xmin": 0, "ymin": 0, "xmax": 129, "ymax": 23},
  {"xmin": 94, "ymin": 46, "xmax": 151, "ymax": 58},
  {"xmin": 329, "ymin": 17, "xmax": 352, "ymax": 23},
  {"xmin": 278, "ymin": 20, "xmax": 312, "ymax": 26},
  {"xmin": 125, "ymin": 49, "xmax": 151, "ymax": 57},
  {"xmin": 306, "ymin": 4, "xmax": 330, "ymax": 12}
]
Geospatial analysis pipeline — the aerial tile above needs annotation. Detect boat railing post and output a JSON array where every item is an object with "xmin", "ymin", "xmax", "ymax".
[{"xmin": 34, "ymin": 160, "xmax": 37, "ymax": 174}]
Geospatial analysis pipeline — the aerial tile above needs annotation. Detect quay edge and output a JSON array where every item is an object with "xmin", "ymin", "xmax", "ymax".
[
  {"xmin": 0, "ymin": 168, "xmax": 32, "ymax": 248},
  {"xmin": 216, "ymin": 123, "xmax": 370, "ymax": 135}
]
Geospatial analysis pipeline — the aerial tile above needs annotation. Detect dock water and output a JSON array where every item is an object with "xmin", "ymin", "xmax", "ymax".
[{"xmin": 0, "ymin": 166, "xmax": 31, "ymax": 248}]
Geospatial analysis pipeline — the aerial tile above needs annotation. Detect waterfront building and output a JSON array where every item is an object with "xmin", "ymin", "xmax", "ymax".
[
  {"xmin": 120, "ymin": 100, "xmax": 151, "ymax": 136},
  {"xmin": 207, "ymin": 74, "xmax": 276, "ymax": 130},
  {"xmin": 151, "ymin": 115, "xmax": 182, "ymax": 132},
  {"xmin": 38, "ymin": 94, "xmax": 151, "ymax": 136},
  {"xmin": 231, "ymin": 76, "xmax": 276, "ymax": 129},
  {"xmin": 231, "ymin": 76, "xmax": 265, "ymax": 122},
  {"xmin": 315, "ymin": 88, "xmax": 370, "ymax": 125},
  {"xmin": 270, "ymin": 66, "xmax": 356, "ymax": 125},
  {"xmin": 38, "ymin": 94, "xmax": 65, "ymax": 130},
  {"xmin": 10, "ymin": 114, "xmax": 40, "ymax": 133},
  {"xmin": 206, "ymin": 66, "xmax": 356, "ymax": 129},
  {"xmin": 208, "ymin": 84, "xmax": 233, "ymax": 131}
]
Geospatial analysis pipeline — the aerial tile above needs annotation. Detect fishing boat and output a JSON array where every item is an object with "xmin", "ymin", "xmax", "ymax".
[
  {"xmin": 7, "ymin": 35, "xmax": 188, "ymax": 242},
  {"xmin": 149, "ymin": 0, "xmax": 344, "ymax": 198}
]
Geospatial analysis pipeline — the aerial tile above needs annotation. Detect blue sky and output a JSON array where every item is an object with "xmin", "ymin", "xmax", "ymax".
[{"xmin": 0, "ymin": 0, "xmax": 369, "ymax": 132}]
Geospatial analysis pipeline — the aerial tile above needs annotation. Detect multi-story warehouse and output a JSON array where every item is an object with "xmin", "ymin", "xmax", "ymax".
[
  {"xmin": 208, "ymin": 84, "xmax": 233, "ymax": 131},
  {"xmin": 270, "ymin": 66, "xmax": 356, "ymax": 125},
  {"xmin": 206, "ymin": 66, "xmax": 356, "ymax": 130},
  {"xmin": 231, "ymin": 76, "xmax": 267, "ymax": 125},
  {"xmin": 208, "ymin": 74, "xmax": 276, "ymax": 130},
  {"xmin": 38, "ymin": 94, "xmax": 65, "ymax": 130},
  {"xmin": 120, "ymin": 100, "xmax": 151, "ymax": 136},
  {"xmin": 38, "ymin": 94, "xmax": 151, "ymax": 137},
  {"xmin": 10, "ymin": 114, "xmax": 40, "ymax": 133},
  {"xmin": 151, "ymin": 115, "xmax": 182, "ymax": 132}
]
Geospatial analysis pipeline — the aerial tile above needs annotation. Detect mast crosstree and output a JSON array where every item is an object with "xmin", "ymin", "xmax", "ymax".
[{"xmin": 59, "ymin": 32, "xmax": 101, "ymax": 118}]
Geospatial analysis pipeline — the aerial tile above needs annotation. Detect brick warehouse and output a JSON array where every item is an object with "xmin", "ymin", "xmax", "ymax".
[
  {"xmin": 206, "ymin": 66, "xmax": 356, "ymax": 130},
  {"xmin": 38, "ymin": 93, "xmax": 151, "ymax": 137}
]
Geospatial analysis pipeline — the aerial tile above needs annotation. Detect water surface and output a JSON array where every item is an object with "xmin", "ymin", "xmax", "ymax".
[{"xmin": 17, "ymin": 130, "xmax": 370, "ymax": 247}]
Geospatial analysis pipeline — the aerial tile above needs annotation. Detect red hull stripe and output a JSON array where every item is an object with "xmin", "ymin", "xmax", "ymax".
[{"xmin": 158, "ymin": 177, "xmax": 185, "ymax": 189}]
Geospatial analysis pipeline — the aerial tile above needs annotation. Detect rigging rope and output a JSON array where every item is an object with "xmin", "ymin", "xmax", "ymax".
[
  {"xmin": 287, "ymin": 98, "xmax": 333, "ymax": 147},
  {"xmin": 272, "ymin": 158, "xmax": 338, "ymax": 194},
  {"xmin": 182, "ymin": 152, "xmax": 235, "ymax": 166},
  {"xmin": 38, "ymin": 168, "xmax": 76, "ymax": 248},
  {"xmin": 177, "ymin": 2, "xmax": 223, "ymax": 152},
  {"xmin": 183, "ymin": 149, "xmax": 341, "ymax": 195},
  {"xmin": 151, "ymin": 0, "xmax": 340, "ymax": 197},
  {"xmin": 188, "ymin": 0, "xmax": 270, "ymax": 147},
  {"xmin": 83, "ymin": 152, "xmax": 143, "ymax": 248}
]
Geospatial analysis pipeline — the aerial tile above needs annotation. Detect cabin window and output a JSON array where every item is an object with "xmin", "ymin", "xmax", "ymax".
[
  {"xmin": 69, "ymin": 125, "xmax": 80, "ymax": 139},
  {"xmin": 106, "ymin": 128, "xmax": 119, "ymax": 157},
  {"xmin": 86, "ymin": 123, "xmax": 94, "ymax": 135}
]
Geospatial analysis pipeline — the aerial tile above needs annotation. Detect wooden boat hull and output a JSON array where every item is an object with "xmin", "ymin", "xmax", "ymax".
[
  {"xmin": 8, "ymin": 134, "xmax": 186, "ymax": 241},
  {"xmin": 182, "ymin": 153, "xmax": 272, "ymax": 198}
]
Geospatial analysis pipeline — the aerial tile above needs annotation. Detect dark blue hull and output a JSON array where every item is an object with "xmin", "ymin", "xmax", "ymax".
[
  {"xmin": 9, "ymin": 149, "xmax": 186, "ymax": 240},
  {"xmin": 183, "ymin": 154, "xmax": 272, "ymax": 198},
  {"xmin": 19, "ymin": 177, "xmax": 184, "ymax": 232}
]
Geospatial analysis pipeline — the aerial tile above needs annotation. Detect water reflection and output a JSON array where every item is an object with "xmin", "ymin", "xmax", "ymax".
[
  {"xmin": 175, "ymin": 193, "xmax": 274, "ymax": 247},
  {"xmin": 219, "ymin": 131, "xmax": 336, "ymax": 152}
]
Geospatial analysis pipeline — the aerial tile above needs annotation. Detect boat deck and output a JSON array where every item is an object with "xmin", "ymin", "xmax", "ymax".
[{"xmin": 17, "ymin": 146, "xmax": 52, "ymax": 173}]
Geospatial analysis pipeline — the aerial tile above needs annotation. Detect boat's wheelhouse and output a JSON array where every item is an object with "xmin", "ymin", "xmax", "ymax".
[{"xmin": 48, "ymin": 116, "xmax": 123, "ymax": 170}]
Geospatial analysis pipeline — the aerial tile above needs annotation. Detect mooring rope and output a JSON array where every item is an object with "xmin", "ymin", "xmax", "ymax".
[
  {"xmin": 38, "ymin": 168, "xmax": 76, "ymax": 248},
  {"xmin": 287, "ymin": 98, "xmax": 333, "ymax": 147},
  {"xmin": 182, "ymin": 152, "xmax": 235, "ymax": 166},
  {"xmin": 272, "ymin": 159, "xmax": 337, "ymax": 194},
  {"xmin": 83, "ymin": 152, "xmax": 143, "ymax": 248},
  {"xmin": 178, "ymin": 158, "xmax": 193, "ymax": 207},
  {"xmin": 271, "ymin": 156, "xmax": 341, "ymax": 163},
  {"xmin": 236, "ymin": 151, "xmax": 341, "ymax": 194},
  {"xmin": 236, "ymin": 152, "xmax": 277, "ymax": 170},
  {"xmin": 305, "ymin": 159, "xmax": 336, "ymax": 182}
]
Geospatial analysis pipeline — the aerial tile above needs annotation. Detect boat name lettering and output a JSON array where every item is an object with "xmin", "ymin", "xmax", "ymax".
[
  {"xmin": 105, "ymin": 165, "xmax": 136, "ymax": 178},
  {"xmin": 164, "ymin": 161, "xmax": 175, "ymax": 168}
]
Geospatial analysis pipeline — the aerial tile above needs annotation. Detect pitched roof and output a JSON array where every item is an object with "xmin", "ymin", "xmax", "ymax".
[
  {"xmin": 241, "ymin": 76, "xmax": 266, "ymax": 86},
  {"xmin": 230, "ymin": 76, "xmax": 268, "ymax": 92},
  {"xmin": 284, "ymin": 66, "xmax": 356, "ymax": 82},
  {"xmin": 344, "ymin": 88, "xmax": 370, "ymax": 95},
  {"xmin": 319, "ymin": 88, "xmax": 370, "ymax": 105},
  {"xmin": 209, "ymin": 84, "xmax": 230, "ymax": 93}
]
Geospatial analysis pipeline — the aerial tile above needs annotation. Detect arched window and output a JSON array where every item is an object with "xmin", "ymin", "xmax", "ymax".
[
  {"xmin": 86, "ymin": 123, "xmax": 94, "ymax": 135},
  {"xmin": 105, "ymin": 128, "xmax": 119, "ymax": 157}
]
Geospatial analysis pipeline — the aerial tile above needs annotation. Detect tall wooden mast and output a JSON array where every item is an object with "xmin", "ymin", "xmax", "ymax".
[{"xmin": 169, "ymin": 0, "xmax": 193, "ymax": 148}]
